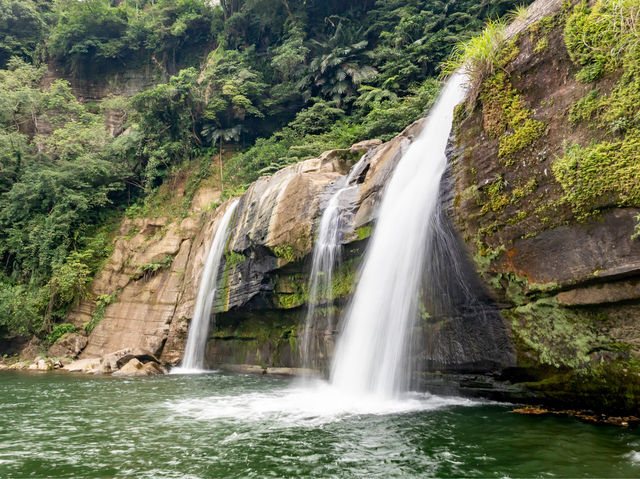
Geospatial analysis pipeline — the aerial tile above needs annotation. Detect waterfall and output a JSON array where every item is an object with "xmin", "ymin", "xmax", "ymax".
[
  {"xmin": 330, "ymin": 74, "xmax": 467, "ymax": 398},
  {"xmin": 179, "ymin": 200, "xmax": 239, "ymax": 371},
  {"xmin": 300, "ymin": 155, "xmax": 370, "ymax": 370}
]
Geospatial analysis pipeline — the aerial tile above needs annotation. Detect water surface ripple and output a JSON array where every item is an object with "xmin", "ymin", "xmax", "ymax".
[{"xmin": 0, "ymin": 371, "xmax": 638, "ymax": 478}]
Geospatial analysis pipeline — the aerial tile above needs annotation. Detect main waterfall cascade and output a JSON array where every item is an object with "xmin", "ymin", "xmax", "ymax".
[
  {"xmin": 177, "ymin": 200, "xmax": 239, "ymax": 372},
  {"xmin": 330, "ymin": 74, "xmax": 467, "ymax": 398},
  {"xmin": 300, "ymin": 154, "xmax": 371, "ymax": 370}
]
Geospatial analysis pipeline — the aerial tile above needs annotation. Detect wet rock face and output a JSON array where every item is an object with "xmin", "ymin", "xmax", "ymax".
[
  {"xmin": 447, "ymin": 0, "xmax": 640, "ymax": 412},
  {"xmin": 416, "ymin": 193, "xmax": 517, "ymax": 375},
  {"xmin": 72, "ymin": 139, "xmax": 385, "ymax": 368},
  {"xmin": 69, "ymin": 104, "xmax": 523, "ymax": 383},
  {"xmin": 499, "ymin": 209, "xmax": 640, "ymax": 286}
]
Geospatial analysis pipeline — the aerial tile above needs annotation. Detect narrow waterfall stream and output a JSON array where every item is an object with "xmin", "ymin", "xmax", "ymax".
[
  {"xmin": 300, "ymin": 155, "xmax": 369, "ymax": 370},
  {"xmin": 330, "ymin": 74, "xmax": 467, "ymax": 398},
  {"xmin": 177, "ymin": 200, "xmax": 239, "ymax": 372}
]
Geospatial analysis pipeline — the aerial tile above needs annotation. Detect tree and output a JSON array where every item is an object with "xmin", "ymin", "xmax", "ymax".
[
  {"xmin": 300, "ymin": 21, "xmax": 377, "ymax": 106},
  {"xmin": 130, "ymin": 67, "xmax": 202, "ymax": 190},
  {"xmin": 200, "ymin": 48, "xmax": 267, "ymax": 142},
  {"xmin": 0, "ymin": 0, "xmax": 46, "ymax": 67}
]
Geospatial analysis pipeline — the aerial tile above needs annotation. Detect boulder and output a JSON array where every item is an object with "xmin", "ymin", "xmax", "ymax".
[
  {"xmin": 19, "ymin": 337, "xmax": 42, "ymax": 361},
  {"xmin": 112, "ymin": 357, "xmax": 143, "ymax": 375},
  {"xmin": 28, "ymin": 358, "xmax": 54, "ymax": 371},
  {"xmin": 102, "ymin": 348, "xmax": 133, "ymax": 372},
  {"xmin": 47, "ymin": 333, "xmax": 88, "ymax": 359},
  {"xmin": 112, "ymin": 358, "xmax": 166, "ymax": 376},
  {"xmin": 7, "ymin": 360, "xmax": 30, "ymax": 370},
  {"xmin": 115, "ymin": 348, "xmax": 160, "ymax": 370},
  {"xmin": 63, "ymin": 357, "xmax": 103, "ymax": 373}
]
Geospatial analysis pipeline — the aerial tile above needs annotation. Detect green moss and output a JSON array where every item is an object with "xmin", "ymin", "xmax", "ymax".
[
  {"xmin": 510, "ymin": 178, "xmax": 538, "ymax": 203},
  {"xmin": 212, "ymin": 313, "xmax": 300, "ymax": 366},
  {"xmin": 552, "ymin": 134, "xmax": 640, "ymax": 218},
  {"xmin": 568, "ymin": 88, "xmax": 601, "ymax": 124},
  {"xmin": 356, "ymin": 225, "xmax": 372, "ymax": 241},
  {"xmin": 564, "ymin": 0, "xmax": 637, "ymax": 81},
  {"xmin": 524, "ymin": 359, "xmax": 640, "ymax": 414},
  {"xmin": 480, "ymin": 176, "xmax": 509, "ymax": 215},
  {"xmin": 272, "ymin": 245, "xmax": 296, "ymax": 264},
  {"xmin": 224, "ymin": 250, "xmax": 245, "ymax": 270},
  {"xmin": 274, "ymin": 274, "xmax": 309, "ymax": 309},
  {"xmin": 505, "ymin": 297, "xmax": 612, "ymax": 369},
  {"xmin": 599, "ymin": 70, "xmax": 640, "ymax": 134},
  {"xmin": 331, "ymin": 262, "xmax": 357, "ymax": 298},
  {"xmin": 533, "ymin": 36, "xmax": 549, "ymax": 54},
  {"xmin": 273, "ymin": 254, "xmax": 360, "ymax": 310},
  {"xmin": 575, "ymin": 63, "xmax": 606, "ymax": 83},
  {"xmin": 506, "ymin": 210, "xmax": 528, "ymax": 225},
  {"xmin": 529, "ymin": 14, "xmax": 559, "ymax": 38},
  {"xmin": 498, "ymin": 118, "xmax": 546, "ymax": 160},
  {"xmin": 478, "ymin": 175, "xmax": 537, "ymax": 219},
  {"xmin": 280, "ymin": 325, "xmax": 298, "ymax": 354},
  {"xmin": 480, "ymin": 71, "xmax": 546, "ymax": 164},
  {"xmin": 555, "ymin": 1, "xmax": 640, "ymax": 219},
  {"xmin": 473, "ymin": 244, "xmax": 505, "ymax": 275},
  {"xmin": 216, "ymin": 260, "xmax": 233, "ymax": 313}
]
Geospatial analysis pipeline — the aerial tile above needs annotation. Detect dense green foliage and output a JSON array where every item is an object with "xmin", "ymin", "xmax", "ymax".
[
  {"xmin": 555, "ymin": 0, "xmax": 640, "ymax": 219},
  {"xmin": 0, "ymin": 0, "xmax": 527, "ymax": 341}
]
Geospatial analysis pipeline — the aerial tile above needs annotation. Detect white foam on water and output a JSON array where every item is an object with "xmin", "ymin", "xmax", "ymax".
[
  {"xmin": 168, "ymin": 367, "xmax": 219, "ymax": 375},
  {"xmin": 625, "ymin": 451, "xmax": 640, "ymax": 466},
  {"xmin": 164, "ymin": 378, "xmax": 479, "ymax": 427}
]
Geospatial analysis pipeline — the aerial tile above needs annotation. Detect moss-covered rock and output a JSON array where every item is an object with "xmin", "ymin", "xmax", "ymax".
[{"xmin": 449, "ymin": 0, "xmax": 640, "ymax": 413}]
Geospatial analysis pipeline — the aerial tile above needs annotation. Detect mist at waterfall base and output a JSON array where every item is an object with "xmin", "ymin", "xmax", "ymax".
[{"xmin": 172, "ymin": 200, "xmax": 239, "ymax": 374}]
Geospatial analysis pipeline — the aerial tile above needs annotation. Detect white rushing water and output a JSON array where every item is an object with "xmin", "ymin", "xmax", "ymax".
[
  {"xmin": 166, "ymin": 379, "xmax": 479, "ymax": 427},
  {"xmin": 176, "ymin": 200, "xmax": 239, "ymax": 372},
  {"xmin": 330, "ymin": 74, "xmax": 467, "ymax": 398},
  {"xmin": 300, "ymin": 155, "xmax": 369, "ymax": 369}
]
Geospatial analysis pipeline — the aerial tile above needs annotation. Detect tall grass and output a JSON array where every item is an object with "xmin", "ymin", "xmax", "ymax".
[
  {"xmin": 441, "ymin": 19, "xmax": 507, "ymax": 107},
  {"xmin": 509, "ymin": 4, "xmax": 530, "ymax": 22}
]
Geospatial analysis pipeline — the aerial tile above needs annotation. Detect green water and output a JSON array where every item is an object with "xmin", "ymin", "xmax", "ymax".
[{"xmin": 0, "ymin": 371, "xmax": 638, "ymax": 478}]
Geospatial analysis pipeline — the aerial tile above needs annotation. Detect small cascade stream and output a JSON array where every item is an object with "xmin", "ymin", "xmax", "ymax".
[
  {"xmin": 300, "ymin": 155, "xmax": 370, "ymax": 370},
  {"xmin": 176, "ymin": 199, "xmax": 239, "ymax": 372},
  {"xmin": 330, "ymin": 74, "xmax": 467, "ymax": 398}
]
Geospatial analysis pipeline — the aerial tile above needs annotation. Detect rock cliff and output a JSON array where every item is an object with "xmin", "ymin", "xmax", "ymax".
[
  {"xmin": 56, "ymin": 0, "xmax": 639, "ymax": 415},
  {"xmin": 449, "ymin": 0, "xmax": 640, "ymax": 412}
]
